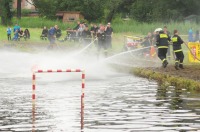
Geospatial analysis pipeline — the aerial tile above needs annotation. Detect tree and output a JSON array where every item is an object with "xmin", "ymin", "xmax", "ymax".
[
  {"xmin": 0, "ymin": 0, "xmax": 12, "ymax": 25},
  {"xmin": 130, "ymin": 0, "xmax": 200, "ymax": 23},
  {"xmin": 31, "ymin": 0, "xmax": 200, "ymax": 23},
  {"xmin": 17, "ymin": 0, "xmax": 21, "ymax": 19},
  {"xmin": 32, "ymin": 0, "xmax": 105, "ymax": 22},
  {"xmin": 33, "ymin": 0, "xmax": 60, "ymax": 19},
  {"xmin": 81, "ymin": 0, "xmax": 104, "ymax": 22},
  {"xmin": 130, "ymin": 0, "xmax": 153, "ymax": 22}
]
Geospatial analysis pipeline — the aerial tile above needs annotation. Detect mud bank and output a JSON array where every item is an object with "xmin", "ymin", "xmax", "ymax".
[{"xmin": 132, "ymin": 65, "xmax": 200, "ymax": 91}]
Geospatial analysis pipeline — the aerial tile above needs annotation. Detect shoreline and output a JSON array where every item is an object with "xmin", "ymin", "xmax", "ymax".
[{"xmin": 132, "ymin": 65, "xmax": 200, "ymax": 91}]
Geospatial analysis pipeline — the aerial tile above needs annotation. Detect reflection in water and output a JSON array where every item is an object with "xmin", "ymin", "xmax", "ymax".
[
  {"xmin": 32, "ymin": 105, "xmax": 35, "ymax": 132},
  {"xmin": 0, "ymin": 75, "xmax": 200, "ymax": 131},
  {"xmin": 156, "ymin": 86, "xmax": 184, "ymax": 110}
]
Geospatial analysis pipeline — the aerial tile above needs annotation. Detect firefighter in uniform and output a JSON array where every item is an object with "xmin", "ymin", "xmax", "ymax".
[
  {"xmin": 156, "ymin": 29, "xmax": 171, "ymax": 68},
  {"xmin": 97, "ymin": 25, "xmax": 107, "ymax": 58},
  {"xmin": 172, "ymin": 29, "xmax": 184, "ymax": 69},
  {"xmin": 163, "ymin": 26, "xmax": 171, "ymax": 60}
]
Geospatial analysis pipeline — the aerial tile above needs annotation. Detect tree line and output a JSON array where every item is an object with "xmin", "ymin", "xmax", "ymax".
[{"xmin": 1, "ymin": 0, "xmax": 200, "ymax": 25}]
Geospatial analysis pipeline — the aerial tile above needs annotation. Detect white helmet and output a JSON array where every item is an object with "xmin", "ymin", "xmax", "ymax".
[{"xmin": 154, "ymin": 28, "xmax": 162, "ymax": 32}]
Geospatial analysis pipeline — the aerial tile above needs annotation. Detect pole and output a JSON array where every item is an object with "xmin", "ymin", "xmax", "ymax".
[
  {"xmin": 81, "ymin": 70, "xmax": 85, "ymax": 130},
  {"xmin": 32, "ymin": 72, "xmax": 36, "ymax": 132}
]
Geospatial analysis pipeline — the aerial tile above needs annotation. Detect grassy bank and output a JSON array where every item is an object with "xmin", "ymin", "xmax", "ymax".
[{"xmin": 132, "ymin": 68, "xmax": 200, "ymax": 91}]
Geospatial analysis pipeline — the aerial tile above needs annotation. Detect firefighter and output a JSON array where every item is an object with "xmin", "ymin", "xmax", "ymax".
[
  {"xmin": 82, "ymin": 26, "xmax": 91, "ymax": 45},
  {"xmin": 97, "ymin": 25, "xmax": 107, "ymax": 58},
  {"xmin": 163, "ymin": 26, "xmax": 171, "ymax": 60},
  {"xmin": 172, "ymin": 29, "xmax": 184, "ymax": 69},
  {"xmin": 156, "ymin": 29, "xmax": 171, "ymax": 68}
]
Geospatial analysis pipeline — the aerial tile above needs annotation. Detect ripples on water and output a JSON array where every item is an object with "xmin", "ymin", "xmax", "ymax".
[{"xmin": 0, "ymin": 74, "xmax": 200, "ymax": 132}]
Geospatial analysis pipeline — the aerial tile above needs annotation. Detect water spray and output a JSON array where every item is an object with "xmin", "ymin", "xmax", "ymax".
[
  {"xmin": 73, "ymin": 38, "xmax": 97, "ymax": 56},
  {"xmin": 103, "ymin": 45, "xmax": 153, "ymax": 62}
]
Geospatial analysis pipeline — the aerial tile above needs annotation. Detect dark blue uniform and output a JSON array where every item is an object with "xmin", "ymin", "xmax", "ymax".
[
  {"xmin": 156, "ymin": 31, "xmax": 171, "ymax": 68},
  {"xmin": 172, "ymin": 34, "xmax": 184, "ymax": 69}
]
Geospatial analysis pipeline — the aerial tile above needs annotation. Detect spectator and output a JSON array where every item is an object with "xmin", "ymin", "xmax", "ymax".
[
  {"xmin": 56, "ymin": 27, "xmax": 62, "ymax": 39},
  {"xmin": 90, "ymin": 23, "xmax": 95, "ymax": 32},
  {"xmin": 12, "ymin": 29, "xmax": 19, "ymax": 41},
  {"xmin": 77, "ymin": 23, "xmax": 85, "ymax": 38},
  {"xmin": 142, "ymin": 32, "xmax": 153, "ymax": 47},
  {"xmin": 73, "ymin": 21, "xmax": 81, "ymax": 42},
  {"xmin": 188, "ymin": 28, "xmax": 194, "ymax": 42},
  {"xmin": 18, "ymin": 29, "xmax": 24, "ymax": 41},
  {"xmin": 194, "ymin": 30, "xmax": 200, "ymax": 42},
  {"xmin": 91, "ymin": 24, "xmax": 99, "ymax": 47},
  {"xmin": 24, "ymin": 29, "xmax": 30, "ymax": 41},
  {"xmin": 7, "ymin": 26, "xmax": 12, "ymax": 41},
  {"xmin": 47, "ymin": 25, "xmax": 58, "ymax": 49},
  {"xmin": 91, "ymin": 24, "xmax": 99, "ymax": 38},
  {"xmin": 40, "ymin": 26, "xmax": 48, "ymax": 40},
  {"xmin": 13, "ymin": 24, "xmax": 20, "ymax": 33}
]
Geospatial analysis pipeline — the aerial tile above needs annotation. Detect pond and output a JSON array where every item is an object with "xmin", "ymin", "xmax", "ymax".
[{"xmin": 0, "ymin": 50, "xmax": 200, "ymax": 132}]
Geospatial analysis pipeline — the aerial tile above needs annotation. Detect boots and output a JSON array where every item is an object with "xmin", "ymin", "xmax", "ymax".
[
  {"xmin": 162, "ymin": 60, "xmax": 168, "ymax": 68},
  {"xmin": 179, "ymin": 64, "xmax": 184, "ymax": 69},
  {"xmin": 175, "ymin": 62, "xmax": 179, "ymax": 70}
]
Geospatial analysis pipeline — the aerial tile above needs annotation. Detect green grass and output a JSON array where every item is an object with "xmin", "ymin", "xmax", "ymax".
[
  {"xmin": 12, "ymin": 17, "xmax": 76, "ymax": 29},
  {"xmin": 2, "ymin": 17, "xmax": 199, "ymax": 34},
  {"xmin": 110, "ymin": 19, "xmax": 199, "ymax": 35}
]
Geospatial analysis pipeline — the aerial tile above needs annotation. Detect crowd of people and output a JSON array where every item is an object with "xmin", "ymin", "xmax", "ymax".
[
  {"xmin": 65, "ymin": 21, "xmax": 113, "ymax": 57},
  {"xmin": 7, "ymin": 24, "xmax": 30, "ymax": 41},
  {"xmin": 40, "ymin": 21, "xmax": 113, "ymax": 57}
]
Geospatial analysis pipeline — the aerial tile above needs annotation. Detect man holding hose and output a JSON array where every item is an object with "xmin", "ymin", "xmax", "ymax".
[
  {"xmin": 172, "ymin": 29, "xmax": 184, "ymax": 69},
  {"xmin": 156, "ymin": 28, "xmax": 171, "ymax": 68}
]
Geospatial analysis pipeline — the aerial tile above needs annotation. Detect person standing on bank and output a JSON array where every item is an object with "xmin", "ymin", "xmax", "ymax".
[
  {"xmin": 172, "ymin": 29, "xmax": 184, "ymax": 70},
  {"xmin": 7, "ymin": 26, "xmax": 12, "ymax": 41},
  {"xmin": 105, "ymin": 22, "xmax": 113, "ymax": 49},
  {"xmin": 156, "ymin": 29, "xmax": 171, "ymax": 68}
]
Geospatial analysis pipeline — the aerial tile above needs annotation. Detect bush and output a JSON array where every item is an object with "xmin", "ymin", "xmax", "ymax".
[{"xmin": 12, "ymin": 9, "xmax": 32, "ymax": 16}]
